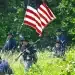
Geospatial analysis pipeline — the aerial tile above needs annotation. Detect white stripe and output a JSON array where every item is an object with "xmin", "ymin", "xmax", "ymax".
[
  {"xmin": 27, "ymin": 6, "xmax": 38, "ymax": 15},
  {"xmin": 38, "ymin": 8, "xmax": 50, "ymax": 22},
  {"xmin": 26, "ymin": 6, "xmax": 43, "ymax": 28},
  {"xmin": 40, "ymin": 17, "xmax": 47, "ymax": 25},
  {"xmin": 24, "ymin": 18, "xmax": 36, "ymax": 26},
  {"xmin": 24, "ymin": 18, "xmax": 42, "ymax": 32},
  {"xmin": 40, "ymin": 4, "xmax": 56, "ymax": 20},
  {"xmin": 49, "ymin": 9, "xmax": 56, "ymax": 19},
  {"xmin": 36, "ymin": 25, "xmax": 42, "ymax": 32},
  {"xmin": 26, "ymin": 12, "xmax": 41, "ymax": 25},
  {"xmin": 40, "ymin": 5, "xmax": 50, "ymax": 18},
  {"xmin": 41, "ymin": 25, "xmax": 45, "ymax": 29},
  {"xmin": 41, "ymin": 4, "xmax": 54, "ymax": 19}
]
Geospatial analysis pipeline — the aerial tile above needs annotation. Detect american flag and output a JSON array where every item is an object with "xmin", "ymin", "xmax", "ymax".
[{"xmin": 24, "ymin": 1, "xmax": 56, "ymax": 36}]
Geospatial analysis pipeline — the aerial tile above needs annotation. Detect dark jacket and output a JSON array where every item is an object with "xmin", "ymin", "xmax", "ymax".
[
  {"xmin": 56, "ymin": 34, "xmax": 67, "ymax": 47},
  {"xmin": 53, "ymin": 46, "xmax": 62, "ymax": 52},
  {"xmin": 3, "ymin": 38, "xmax": 16, "ymax": 50},
  {"xmin": 21, "ymin": 43, "xmax": 37, "ymax": 61},
  {"xmin": 0, "ymin": 60, "xmax": 8, "ymax": 73},
  {"xmin": 0, "ymin": 60, "xmax": 13, "ymax": 74}
]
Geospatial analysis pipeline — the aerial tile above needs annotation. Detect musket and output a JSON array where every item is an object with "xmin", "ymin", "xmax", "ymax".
[{"xmin": 15, "ymin": 39, "xmax": 40, "ymax": 61}]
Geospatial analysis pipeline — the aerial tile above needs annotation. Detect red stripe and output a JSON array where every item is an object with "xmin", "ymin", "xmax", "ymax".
[
  {"xmin": 39, "ymin": 5, "xmax": 52, "ymax": 21},
  {"xmin": 25, "ymin": 15, "xmax": 35, "ymax": 21},
  {"xmin": 24, "ymin": 4, "xmax": 56, "ymax": 36},
  {"xmin": 26, "ymin": 9, "xmax": 40, "ymax": 20},
  {"xmin": 38, "ymin": 12, "xmax": 49, "ymax": 23},
  {"xmin": 44, "ymin": 3, "xmax": 54, "ymax": 18},
  {"xmin": 24, "ymin": 6, "xmax": 42, "ymax": 36},
  {"xmin": 25, "ymin": 14, "xmax": 42, "ymax": 28},
  {"xmin": 42, "ymin": 3, "xmax": 52, "ymax": 20},
  {"xmin": 41, "ymin": 22, "xmax": 47, "ymax": 27},
  {"xmin": 24, "ymin": 20, "xmax": 42, "ymax": 35},
  {"xmin": 26, "ymin": 8, "xmax": 42, "ymax": 27},
  {"xmin": 48, "ymin": 8, "xmax": 55, "ymax": 18},
  {"xmin": 24, "ymin": 13, "xmax": 42, "ymax": 34},
  {"xmin": 24, "ymin": 20, "xmax": 36, "ymax": 29},
  {"xmin": 35, "ymin": 20, "xmax": 42, "ymax": 27},
  {"xmin": 36, "ymin": 28, "xmax": 42, "ymax": 35}
]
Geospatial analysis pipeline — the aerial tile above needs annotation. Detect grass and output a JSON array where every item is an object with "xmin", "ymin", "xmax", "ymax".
[{"xmin": 0, "ymin": 48, "xmax": 75, "ymax": 75}]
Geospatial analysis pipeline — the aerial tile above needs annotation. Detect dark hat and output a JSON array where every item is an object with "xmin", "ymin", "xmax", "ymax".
[
  {"xmin": 61, "ymin": 29, "xmax": 65, "ymax": 32},
  {"xmin": 20, "ymin": 38, "xmax": 25, "ymax": 41},
  {"xmin": 19, "ymin": 34, "xmax": 29, "ymax": 42},
  {"xmin": 23, "ymin": 39, "xmax": 29, "ymax": 42},
  {"xmin": 56, "ymin": 40, "xmax": 61, "ymax": 44},
  {"xmin": 20, "ymin": 38, "xmax": 29, "ymax": 42},
  {"xmin": 56, "ymin": 29, "xmax": 62, "ymax": 32},
  {"xmin": 7, "ymin": 32, "xmax": 13, "ymax": 36}
]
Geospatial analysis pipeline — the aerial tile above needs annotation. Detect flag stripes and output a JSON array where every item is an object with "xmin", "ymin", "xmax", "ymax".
[
  {"xmin": 38, "ymin": 3, "xmax": 56, "ymax": 29},
  {"xmin": 24, "ymin": 6, "xmax": 42, "ymax": 35},
  {"xmin": 24, "ymin": 3, "xmax": 56, "ymax": 36}
]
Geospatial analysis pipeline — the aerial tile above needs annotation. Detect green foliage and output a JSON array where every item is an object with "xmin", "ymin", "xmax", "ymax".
[
  {"xmin": 0, "ymin": 0, "xmax": 75, "ymax": 45},
  {"xmin": 1, "ymin": 48, "xmax": 75, "ymax": 75}
]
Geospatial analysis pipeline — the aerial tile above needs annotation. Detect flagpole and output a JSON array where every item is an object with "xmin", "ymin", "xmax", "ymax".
[
  {"xmin": 15, "ymin": 38, "xmax": 40, "ymax": 61},
  {"xmin": 28, "ymin": 0, "xmax": 29, "ymax": 5}
]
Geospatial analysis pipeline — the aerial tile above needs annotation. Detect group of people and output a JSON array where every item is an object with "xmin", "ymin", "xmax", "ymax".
[
  {"xmin": 0, "ymin": 29, "xmax": 67, "ymax": 74},
  {"xmin": 0, "ymin": 32, "xmax": 37, "ymax": 74}
]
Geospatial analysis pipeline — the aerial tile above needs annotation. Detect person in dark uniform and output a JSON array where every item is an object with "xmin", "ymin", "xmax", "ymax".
[
  {"xmin": 56, "ymin": 29, "xmax": 67, "ymax": 55},
  {"xmin": 20, "ymin": 39, "xmax": 37, "ymax": 72},
  {"xmin": 3, "ymin": 32, "xmax": 16, "ymax": 52},
  {"xmin": 52, "ymin": 41, "xmax": 63, "ymax": 57},
  {"xmin": 0, "ymin": 56, "xmax": 13, "ymax": 75}
]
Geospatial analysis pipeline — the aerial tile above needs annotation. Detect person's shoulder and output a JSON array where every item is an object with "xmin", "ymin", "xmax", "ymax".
[
  {"xmin": 11, "ymin": 38, "xmax": 16, "ymax": 42},
  {"xmin": 12, "ymin": 38, "xmax": 16, "ymax": 41},
  {"xmin": 2, "ymin": 60, "xmax": 8, "ymax": 65}
]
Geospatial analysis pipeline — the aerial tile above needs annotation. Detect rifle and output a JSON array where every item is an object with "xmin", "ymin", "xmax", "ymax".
[{"xmin": 15, "ymin": 39, "xmax": 40, "ymax": 61}]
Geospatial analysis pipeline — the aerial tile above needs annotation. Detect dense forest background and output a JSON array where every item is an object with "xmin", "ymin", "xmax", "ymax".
[{"xmin": 0, "ymin": 0, "xmax": 75, "ymax": 47}]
